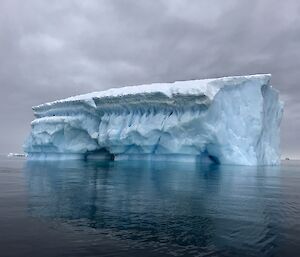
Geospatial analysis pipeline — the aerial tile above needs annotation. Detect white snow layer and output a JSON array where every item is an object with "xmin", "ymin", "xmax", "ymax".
[{"xmin": 24, "ymin": 74, "xmax": 283, "ymax": 165}]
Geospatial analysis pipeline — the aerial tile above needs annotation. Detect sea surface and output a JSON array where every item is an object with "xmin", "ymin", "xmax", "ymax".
[{"xmin": 0, "ymin": 156, "xmax": 299, "ymax": 257}]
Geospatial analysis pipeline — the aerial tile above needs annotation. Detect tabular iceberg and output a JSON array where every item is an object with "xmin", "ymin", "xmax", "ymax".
[{"xmin": 24, "ymin": 74, "xmax": 283, "ymax": 165}]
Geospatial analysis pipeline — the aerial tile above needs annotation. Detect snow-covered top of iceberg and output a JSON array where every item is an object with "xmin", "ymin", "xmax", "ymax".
[{"xmin": 33, "ymin": 74, "xmax": 271, "ymax": 110}]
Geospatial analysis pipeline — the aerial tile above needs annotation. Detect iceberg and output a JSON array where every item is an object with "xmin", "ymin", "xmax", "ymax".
[
  {"xmin": 24, "ymin": 74, "xmax": 283, "ymax": 165},
  {"xmin": 7, "ymin": 153, "xmax": 27, "ymax": 158}
]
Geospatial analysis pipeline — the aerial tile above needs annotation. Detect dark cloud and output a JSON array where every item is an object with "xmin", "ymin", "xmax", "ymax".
[{"xmin": 0, "ymin": 0, "xmax": 299, "ymax": 157}]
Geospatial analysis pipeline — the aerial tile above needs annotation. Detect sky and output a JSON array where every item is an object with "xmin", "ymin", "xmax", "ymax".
[{"xmin": 0, "ymin": 0, "xmax": 299, "ymax": 158}]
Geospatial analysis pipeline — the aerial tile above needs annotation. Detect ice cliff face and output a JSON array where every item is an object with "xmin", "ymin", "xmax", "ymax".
[{"xmin": 24, "ymin": 74, "xmax": 283, "ymax": 165}]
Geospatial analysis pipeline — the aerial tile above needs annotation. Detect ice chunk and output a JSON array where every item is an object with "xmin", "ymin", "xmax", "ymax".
[
  {"xmin": 24, "ymin": 74, "xmax": 283, "ymax": 165},
  {"xmin": 8, "ymin": 153, "xmax": 27, "ymax": 158}
]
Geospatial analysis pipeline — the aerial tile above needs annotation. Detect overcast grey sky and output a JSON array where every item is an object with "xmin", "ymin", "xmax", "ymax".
[{"xmin": 0, "ymin": 0, "xmax": 299, "ymax": 157}]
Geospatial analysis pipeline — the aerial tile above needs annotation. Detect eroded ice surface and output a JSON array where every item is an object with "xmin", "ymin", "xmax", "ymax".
[{"xmin": 24, "ymin": 74, "xmax": 283, "ymax": 165}]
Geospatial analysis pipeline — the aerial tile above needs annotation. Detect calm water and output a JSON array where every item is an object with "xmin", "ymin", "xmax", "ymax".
[{"xmin": 0, "ymin": 157, "xmax": 300, "ymax": 257}]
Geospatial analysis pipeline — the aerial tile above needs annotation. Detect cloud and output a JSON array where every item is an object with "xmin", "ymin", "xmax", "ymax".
[
  {"xmin": 20, "ymin": 34, "xmax": 65, "ymax": 53},
  {"xmin": 0, "ymin": 0, "xmax": 299, "ymax": 156}
]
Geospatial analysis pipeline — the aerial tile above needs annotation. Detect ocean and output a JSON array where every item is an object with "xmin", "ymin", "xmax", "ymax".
[{"xmin": 0, "ymin": 156, "xmax": 299, "ymax": 257}]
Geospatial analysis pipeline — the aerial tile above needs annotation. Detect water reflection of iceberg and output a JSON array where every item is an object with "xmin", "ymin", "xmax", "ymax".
[{"xmin": 23, "ymin": 160, "xmax": 281, "ymax": 256}]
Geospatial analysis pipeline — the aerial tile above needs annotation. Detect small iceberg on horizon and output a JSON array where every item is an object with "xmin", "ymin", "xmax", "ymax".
[{"xmin": 8, "ymin": 153, "xmax": 27, "ymax": 158}]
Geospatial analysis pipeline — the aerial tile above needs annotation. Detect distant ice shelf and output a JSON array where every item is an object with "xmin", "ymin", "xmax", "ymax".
[
  {"xmin": 8, "ymin": 153, "xmax": 27, "ymax": 158},
  {"xmin": 24, "ymin": 74, "xmax": 283, "ymax": 165}
]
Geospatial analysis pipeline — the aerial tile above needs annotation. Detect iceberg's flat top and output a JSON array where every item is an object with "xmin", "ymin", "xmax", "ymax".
[{"xmin": 33, "ymin": 74, "xmax": 271, "ymax": 110}]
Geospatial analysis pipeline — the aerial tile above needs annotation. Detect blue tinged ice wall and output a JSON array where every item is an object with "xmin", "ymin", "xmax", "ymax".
[{"xmin": 24, "ymin": 74, "xmax": 283, "ymax": 165}]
